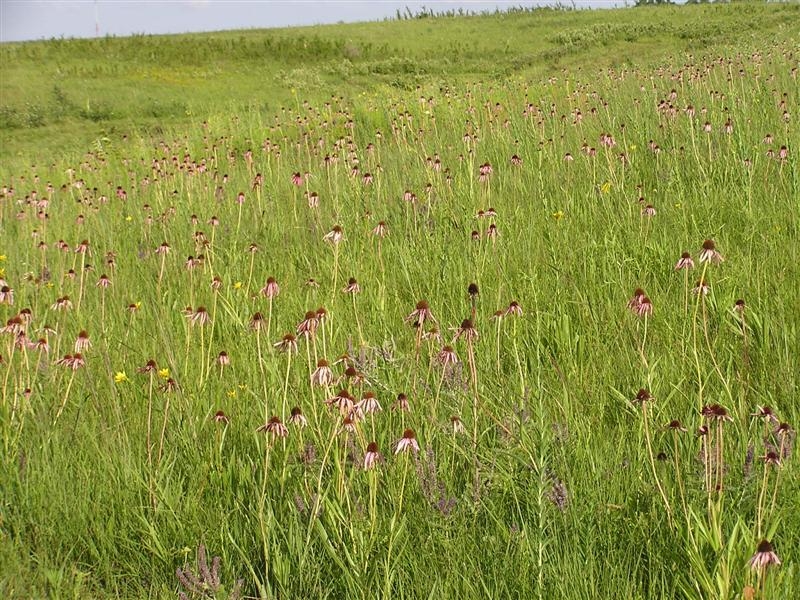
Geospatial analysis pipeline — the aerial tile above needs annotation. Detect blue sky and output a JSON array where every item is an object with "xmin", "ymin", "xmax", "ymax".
[{"xmin": 0, "ymin": 1, "xmax": 624, "ymax": 43}]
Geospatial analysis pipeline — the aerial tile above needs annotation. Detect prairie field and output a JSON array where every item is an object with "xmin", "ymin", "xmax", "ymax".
[{"xmin": 1, "ymin": 3, "xmax": 799, "ymax": 599}]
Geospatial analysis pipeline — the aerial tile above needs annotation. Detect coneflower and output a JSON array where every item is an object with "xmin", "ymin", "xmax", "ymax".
[
  {"xmin": 505, "ymin": 301, "xmax": 523, "ymax": 317},
  {"xmin": 0, "ymin": 285, "xmax": 15, "ymax": 305},
  {"xmin": 450, "ymin": 415, "xmax": 466, "ymax": 435},
  {"xmin": 363, "ymin": 441, "xmax": 382, "ymax": 470},
  {"xmin": 627, "ymin": 288, "xmax": 646, "ymax": 312},
  {"xmin": 405, "ymin": 300, "xmax": 437, "ymax": 327},
  {"xmin": 310, "ymin": 359, "xmax": 334, "ymax": 387},
  {"xmin": 296, "ymin": 311, "xmax": 319, "ymax": 339},
  {"xmin": 288, "ymin": 406, "xmax": 307, "ymax": 428},
  {"xmin": 358, "ymin": 391, "xmax": 382, "ymax": 414},
  {"xmin": 273, "ymin": 333, "xmax": 297, "ymax": 353},
  {"xmin": 342, "ymin": 277, "xmax": 360, "ymax": 294},
  {"xmin": 674, "ymin": 252, "xmax": 694, "ymax": 270},
  {"xmin": 260, "ymin": 277, "xmax": 280, "ymax": 299},
  {"xmin": 73, "ymin": 330, "xmax": 90, "ymax": 353},
  {"xmin": 325, "ymin": 389, "xmax": 354, "ymax": 415},
  {"xmin": 699, "ymin": 239, "xmax": 724, "ymax": 264},
  {"xmin": 391, "ymin": 393, "xmax": 410, "ymax": 412},
  {"xmin": 258, "ymin": 416, "xmax": 289, "ymax": 439},
  {"xmin": 394, "ymin": 428, "xmax": 420, "ymax": 454}
]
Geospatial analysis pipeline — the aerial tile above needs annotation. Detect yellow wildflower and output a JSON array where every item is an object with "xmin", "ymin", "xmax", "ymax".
[
  {"xmin": 158, "ymin": 368, "xmax": 170, "ymax": 379},
  {"xmin": 114, "ymin": 372, "xmax": 128, "ymax": 384}
]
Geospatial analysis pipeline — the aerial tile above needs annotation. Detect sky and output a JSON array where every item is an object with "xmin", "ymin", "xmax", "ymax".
[{"xmin": 0, "ymin": 0, "xmax": 626, "ymax": 43}]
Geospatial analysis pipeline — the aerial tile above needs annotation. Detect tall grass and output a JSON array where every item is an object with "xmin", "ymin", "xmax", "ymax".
[{"xmin": 1, "ymin": 4, "xmax": 798, "ymax": 599}]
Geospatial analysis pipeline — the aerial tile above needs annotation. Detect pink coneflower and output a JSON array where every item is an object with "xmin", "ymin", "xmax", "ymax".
[
  {"xmin": 394, "ymin": 428, "xmax": 420, "ymax": 454},
  {"xmin": 137, "ymin": 359, "xmax": 158, "ymax": 374},
  {"xmin": 372, "ymin": 221, "xmax": 389, "ymax": 237},
  {"xmin": 296, "ymin": 311, "xmax": 319, "ymax": 338},
  {"xmin": 249, "ymin": 312, "xmax": 267, "ymax": 331},
  {"xmin": 437, "ymin": 345, "xmax": 459, "ymax": 366},
  {"xmin": 260, "ymin": 277, "xmax": 280, "ymax": 299},
  {"xmin": 323, "ymin": 225, "xmax": 344, "ymax": 244},
  {"xmin": 701, "ymin": 403, "xmax": 733, "ymax": 423},
  {"xmin": 363, "ymin": 441, "xmax": 383, "ymax": 470},
  {"xmin": 751, "ymin": 405, "xmax": 778, "ymax": 423},
  {"xmin": 724, "ymin": 119, "xmax": 733, "ymax": 134},
  {"xmin": 74, "ymin": 330, "xmax": 91, "ymax": 352},
  {"xmin": 325, "ymin": 389, "xmax": 354, "ymax": 415},
  {"xmin": 306, "ymin": 278, "xmax": 320, "ymax": 288},
  {"xmin": 155, "ymin": 242, "xmax": 170, "ymax": 255},
  {"xmin": 627, "ymin": 288, "xmax": 647, "ymax": 312},
  {"xmin": 674, "ymin": 252, "xmax": 694, "ymax": 270},
  {"xmin": 774, "ymin": 422, "xmax": 793, "ymax": 439},
  {"xmin": 699, "ymin": 239, "xmax": 724, "ymax": 264},
  {"xmin": 450, "ymin": 415, "xmax": 466, "ymax": 434},
  {"xmin": 454, "ymin": 319, "xmax": 478, "ymax": 343},
  {"xmin": 391, "ymin": 393, "xmax": 410, "ymax": 412},
  {"xmin": 291, "ymin": 172, "xmax": 303, "ymax": 186},
  {"xmin": 358, "ymin": 391, "xmax": 382, "ymax": 414},
  {"xmin": 307, "ymin": 191, "xmax": 319, "ymax": 208},
  {"xmin": 339, "ymin": 366, "xmax": 368, "ymax": 387},
  {"xmin": 510, "ymin": 154, "xmax": 523, "ymax": 166},
  {"xmin": 288, "ymin": 406, "xmax": 308, "ymax": 428},
  {"xmin": 632, "ymin": 388, "xmax": 653, "ymax": 404},
  {"xmin": 311, "ymin": 359, "xmax": 334, "ymax": 387},
  {"xmin": 506, "ymin": 300, "xmax": 523, "ymax": 317},
  {"xmin": 210, "ymin": 276, "xmax": 223, "ymax": 291},
  {"xmin": 75, "ymin": 240, "xmax": 90, "ymax": 254},
  {"xmin": 60, "ymin": 352, "xmax": 86, "ymax": 370},
  {"xmin": 733, "ymin": 299, "xmax": 746, "ymax": 314},
  {"xmin": 642, "ymin": 204, "xmax": 656, "ymax": 217},
  {"xmin": 33, "ymin": 338, "xmax": 50, "ymax": 353},
  {"xmin": 0, "ymin": 286, "xmax": 13, "ymax": 305},
  {"xmin": 665, "ymin": 419, "xmax": 688, "ymax": 433},
  {"xmin": 217, "ymin": 351, "xmax": 230, "ymax": 367},
  {"xmin": 96, "ymin": 274, "xmax": 112, "ymax": 288},
  {"xmin": 258, "ymin": 416, "xmax": 289, "ymax": 439},
  {"xmin": 692, "ymin": 279, "xmax": 710, "ymax": 296},
  {"xmin": 342, "ymin": 277, "xmax": 360, "ymax": 294},
  {"xmin": 184, "ymin": 256, "xmax": 200, "ymax": 270},
  {"xmin": 212, "ymin": 410, "xmax": 230, "ymax": 424},
  {"xmin": 748, "ymin": 540, "xmax": 781, "ymax": 570},
  {"xmin": 405, "ymin": 300, "xmax": 437, "ymax": 327},
  {"xmin": 340, "ymin": 416, "xmax": 358, "ymax": 434},
  {"xmin": 636, "ymin": 297, "xmax": 653, "ymax": 317},
  {"xmin": 187, "ymin": 306, "xmax": 211, "ymax": 326},
  {"xmin": 236, "ymin": 192, "xmax": 246, "ymax": 205},
  {"xmin": 274, "ymin": 333, "xmax": 298, "ymax": 353},
  {"xmin": 51, "ymin": 296, "xmax": 73, "ymax": 311},
  {"xmin": 762, "ymin": 451, "xmax": 781, "ymax": 467}
]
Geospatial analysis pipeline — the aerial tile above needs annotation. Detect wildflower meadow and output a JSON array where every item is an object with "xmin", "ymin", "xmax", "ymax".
[{"xmin": 1, "ymin": 3, "xmax": 798, "ymax": 598}]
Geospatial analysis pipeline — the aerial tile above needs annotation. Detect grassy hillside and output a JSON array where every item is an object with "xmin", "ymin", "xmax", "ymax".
[
  {"xmin": 1, "ymin": 3, "xmax": 799, "ymax": 599},
  {"xmin": 1, "ymin": 2, "xmax": 798, "ymax": 160}
]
